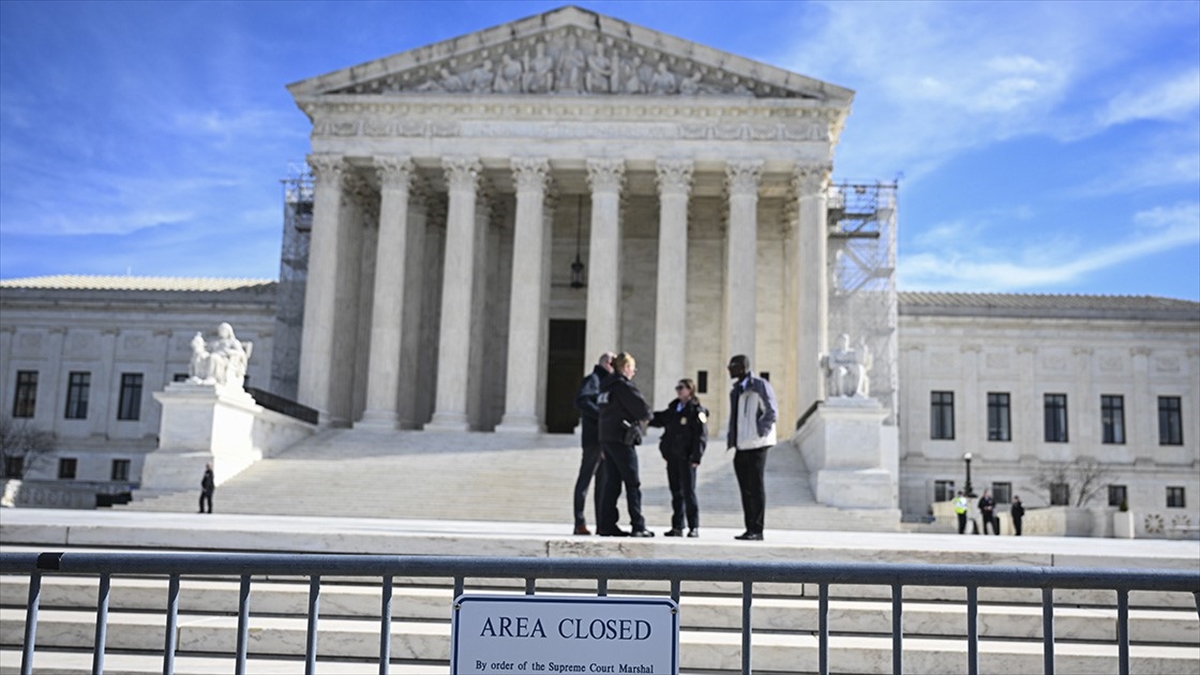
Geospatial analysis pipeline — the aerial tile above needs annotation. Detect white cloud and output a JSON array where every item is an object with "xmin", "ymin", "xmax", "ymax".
[
  {"xmin": 899, "ymin": 203, "xmax": 1200, "ymax": 291},
  {"xmin": 1097, "ymin": 69, "xmax": 1200, "ymax": 128}
]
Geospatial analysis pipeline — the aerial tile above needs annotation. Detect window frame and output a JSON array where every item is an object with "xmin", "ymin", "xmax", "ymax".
[
  {"xmin": 1166, "ymin": 486, "xmax": 1186, "ymax": 508},
  {"xmin": 1108, "ymin": 485, "xmax": 1128, "ymax": 508},
  {"xmin": 930, "ymin": 391, "xmax": 955, "ymax": 440},
  {"xmin": 1158, "ymin": 396, "xmax": 1183, "ymax": 446},
  {"xmin": 991, "ymin": 482, "xmax": 1012, "ymax": 505},
  {"xmin": 116, "ymin": 373, "xmax": 144, "ymax": 421},
  {"xmin": 934, "ymin": 480, "xmax": 956, "ymax": 503},
  {"xmin": 110, "ymin": 459, "xmax": 131, "ymax": 482},
  {"xmin": 987, "ymin": 392, "xmax": 1011, "ymax": 442},
  {"xmin": 1043, "ymin": 393, "xmax": 1069, "ymax": 443},
  {"xmin": 64, "ymin": 371, "xmax": 91, "ymax": 420},
  {"xmin": 57, "ymin": 457, "xmax": 77, "ymax": 480},
  {"xmin": 12, "ymin": 370, "xmax": 38, "ymax": 419},
  {"xmin": 1049, "ymin": 482, "xmax": 1071, "ymax": 506},
  {"xmin": 1100, "ymin": 394, "xmax": 1125, "ymax": 445}
]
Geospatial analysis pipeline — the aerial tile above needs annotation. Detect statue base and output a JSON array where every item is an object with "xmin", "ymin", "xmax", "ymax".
[
  {"xmin": 141, "ymin": 383, "xmax": 263, "ymax": 491},
  {"xmin": 795, "ymin": 398, "xmax": 899, "ymax": 510}
]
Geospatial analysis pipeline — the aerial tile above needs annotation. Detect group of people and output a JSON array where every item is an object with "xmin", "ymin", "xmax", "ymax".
[
  {"xmin": 954, "ymin": 490, "xmax": 1025, "ymax": 535},
  {"xmin": 572, "ymin": 351, "xmax": 778, "ymax": 541}
]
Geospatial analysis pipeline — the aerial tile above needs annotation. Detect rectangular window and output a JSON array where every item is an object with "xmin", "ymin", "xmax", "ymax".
[
  {"xmin": 117, "ymin": 373, "xmax": 143, "ymax": 421},
  {"xmin": 64, "ymin": 371, "xmax": 91, "ymax": 419},
  {"xmin": 111, "ymin": 459, "xmax": 130, "ymax": 482},
  {"xmin": 1108, "ymin": 485, "xmax": 1128, "ymax": 508},
  {"xmin": 1101, "ymin": 395, "xmax": 1126, "ymax": 444},
  {"xmin": 1167, "ymin": 487, "xmax": 1186, "ymax": 508},
  {"xmin": 4, "ymin": 456, "xmax": 24, "ymax": 479},
  {"xmin": 12, "ymin": 370, "xmax": 38, "ymax": 418},
  {"xmin": 987, "ymin": 392, "xmax": 1011, "ymax": 441},
  {"xmin": 991, "ymin": 482, "xmax": 1012, "ymax": 505},
  {"xmin": 1049, "ymin": 482, "xmax": 1071, "ymax": 506},
  {"xmin": 930, "ymin": 391, "xmax": 955, "ymax": 440},
  {"xmin": 934, "ymin": 480, "xmax": 956, "ymax": 503},
  {"xmin": 173, "ymin": 373, "xmax": 189, "ymax": 383},
  {"xmin": 58, "ymin": 458, "xmax": 77, "ymax": 480},
  {"xmin": 1044, "ymin": 393, "xmax": 1068, "ymax": 443},
  {"xmin": 1158, "ymin": 396, "xmax": 1183, "ymax": 445}
]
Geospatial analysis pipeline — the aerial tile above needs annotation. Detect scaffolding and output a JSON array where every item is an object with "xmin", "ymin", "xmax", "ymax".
[{"xmin": 827, "ymin": 181, "xmax": 899, "ymax": 424}]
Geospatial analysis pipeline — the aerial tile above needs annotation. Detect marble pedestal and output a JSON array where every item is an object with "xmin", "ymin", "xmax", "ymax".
[
  {"xmin": 141, "ymin": 383, "xmax": 263, "ymax": 491},
  {"xmin": 796, "ymin": 398, "xmax": 899, "ymax": 510}
]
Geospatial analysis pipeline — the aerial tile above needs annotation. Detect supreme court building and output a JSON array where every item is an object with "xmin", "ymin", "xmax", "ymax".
[{"xmin": 284, "ymin": 6, "xmax": 851, "ymax": 435}]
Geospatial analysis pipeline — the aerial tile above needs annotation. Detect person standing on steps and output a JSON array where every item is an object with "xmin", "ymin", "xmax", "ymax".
[
  {"xmin": 978, "ymin": 490, "xmax": 998, "ymax": 535},
  {"xmin": 726, "ymin": 354, "xmax": 777, "ymax": 542},
  {"xmin": 597, "ymin": 352, "xmax": 654, "ymax": 537},
  {"xmin": 954, "ymin": 491, "xmax": 969, "ymax": 534},
  {"xmin": 199, "ymin": 462, "xmax": 215, "ymax": 514},
  {"xmin": 649, "ymin": 378, "xmax": 708, "ymax": 538},
  {"xmin": 1010, "ymin": 495, "xmax": 1025, "ymax": 536},
  {"xmin": 571, "ymin": 351, "xmax": 614, "ymax": 535}
]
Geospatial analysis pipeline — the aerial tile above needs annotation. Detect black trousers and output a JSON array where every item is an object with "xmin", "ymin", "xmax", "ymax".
[
  {"xmin": 199, "ymin": 490, "xmax": 213, "ymax": 514},
  {"xmin": 982, "ymin": 514, "xmax": 999, "ymax": 535},
  {"xmin": 665, "ymin": 455, "xmax": 699, "ymax": 530},
  {"xmin": 1012, "ymin": 517, "xmax": 1023, "ymax": 536},
  {"xmin": 573, "ymin": 444, "xmax": 606, "ymax": 527},
  {"xmin": 957, "ymin": 512, "xmax": 967, "ymax": 533},
  {"xmin": 599, "ymin": 442, "xmax": 645, "ymax": 533},
  {"xmin": 733, "ymin": 447, "xmax": 768, "ymax": 534}
]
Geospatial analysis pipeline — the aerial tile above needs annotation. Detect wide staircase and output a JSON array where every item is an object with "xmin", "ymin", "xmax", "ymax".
[{"xmin": 123, "ymin": 427, "xmax": 899, "ymax": 532}]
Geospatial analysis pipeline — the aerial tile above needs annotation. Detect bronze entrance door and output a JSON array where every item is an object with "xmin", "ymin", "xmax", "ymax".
[{"xmin": 544, "ymin": 319, "xmax": 585, "ymax": 433}]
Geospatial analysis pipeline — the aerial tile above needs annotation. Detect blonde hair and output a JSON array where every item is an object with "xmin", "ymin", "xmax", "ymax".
[{"xmin": 613, "ymin": 352, "xmax": 636, "ymax": 372}]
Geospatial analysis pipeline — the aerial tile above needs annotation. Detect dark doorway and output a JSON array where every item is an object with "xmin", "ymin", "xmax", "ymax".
[{"xmin": 545, "ymin": 319, "xmax": 586, "ymax": 433}]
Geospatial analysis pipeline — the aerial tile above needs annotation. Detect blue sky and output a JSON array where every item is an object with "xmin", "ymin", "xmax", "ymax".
[{"xmin": 1, "ymin": 1, "xmax": 1197, "ymax": 299}]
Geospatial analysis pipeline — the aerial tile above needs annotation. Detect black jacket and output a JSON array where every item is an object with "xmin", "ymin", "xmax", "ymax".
[
  {"xmin": 597, "ymin": 373, "xmax": 652, "ymax": 445},
  {"xmin": 573, "ymin": 365, "xmax": 608, "ymax": 447},
  {"xmin": 649, "ymin": 398, "xmax": 708, "ymax": 464}
]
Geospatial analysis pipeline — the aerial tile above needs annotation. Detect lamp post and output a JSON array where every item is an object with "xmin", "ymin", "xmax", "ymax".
[{"xmin": 962, "ymin": 452, "xmax": 975, "ymax": 498}]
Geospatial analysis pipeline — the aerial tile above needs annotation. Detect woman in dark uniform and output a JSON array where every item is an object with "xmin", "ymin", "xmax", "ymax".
[{"xmin": 649, "ymin": 378, "xmax": 708, "ymax": 537}]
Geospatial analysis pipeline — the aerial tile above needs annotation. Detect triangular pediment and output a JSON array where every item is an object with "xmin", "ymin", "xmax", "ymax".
[{"xmin": 288, "ymin": 6, "xmax": 853, "ymax": 103}]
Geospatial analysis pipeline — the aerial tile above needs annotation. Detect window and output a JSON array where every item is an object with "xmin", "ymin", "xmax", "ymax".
[
  {"xmin": 1108, "ymin": 485, "xmax": 1128, "ymax": 508},
  {"xmin": 987, "ymin": 392, "xmax": 1011, "ymax": 441},
  {"xmin": 12, "ymin": 371, "xmax": 38, "ymax": 418},
  {"xmin": 1044, "ymin": 393, "xmax": 1068, "ymax": 443},
  {"xmin": 117, "ymin": 373, "xmax": 143, "ymax": 421},
  {"xmin": 934, "ymin": 480, "xmax": 956, "ymax": 503},
  {"xmin": 1101, "ymin": 395, "xmax": 1125, "ymax": 444},
  {"xmin": 4, "ymin": 456, "xmax": 24, "ymax": 479},
  {"xmin": 930, "ymin": 391, "xmax": 955, "ymax": 440},
  {"xmin": 111, "ymin": 459, "xmax": 130, "ymax": 482},
  {"xmin": 1049, "ymin": 482, "xmax": 1071, "ymax": 506},
  {"xmin": 58, "ymin": 458, "xmax": 77, "ymax": 480},
  {"xmin": 1167, "ymin": 487, "xmax": 1186, "ymax": 508},
  {"xmin": 64, "ymin": 372, "xmax": 90, "ymax": 419},
  {"xmin": 173, "ymin": 373, "xmax": 189, "ymax": 383},
  {"xmin": 697, "ymin": 371, "xmax": 708, "ymax": 394},
  {"xmin": 1158, "ymin": 396, "xmax": 1183, "ymax": 446},
  {"xmin": 991, "ymin": 482, "xmax": 1012, "ymax": 505}
]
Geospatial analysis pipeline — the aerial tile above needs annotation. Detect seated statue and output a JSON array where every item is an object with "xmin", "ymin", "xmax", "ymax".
[
  {"xmin": 821, "ymin": 333, "xmax": 872, "ymax": 398},
  {"xmin": 188, "ymin": 322, "xmax": 253, "ymax": 389}
]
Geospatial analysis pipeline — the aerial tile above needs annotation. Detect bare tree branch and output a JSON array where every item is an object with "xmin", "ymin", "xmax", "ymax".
[{"xmin": 0, "ymin": 415, "xmax": 57, "ymax": 479}]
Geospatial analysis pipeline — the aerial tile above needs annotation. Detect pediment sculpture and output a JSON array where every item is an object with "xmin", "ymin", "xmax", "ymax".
[
  {"xmin": 188, "ymin": 322, "xmax": 253, "ymax": 389},
  {"xmin": 821, "ymin": 333, "xmax": 873, "ymax": 399},
  {"xmin": 331, "ymin": 27, "xmax": 818, "ymax": 100}
]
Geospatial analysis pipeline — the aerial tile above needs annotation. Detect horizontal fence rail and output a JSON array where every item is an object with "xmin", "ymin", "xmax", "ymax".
[{"xmin": 2, "ymin": 552, "xmax": 1198, "ymax": 675}]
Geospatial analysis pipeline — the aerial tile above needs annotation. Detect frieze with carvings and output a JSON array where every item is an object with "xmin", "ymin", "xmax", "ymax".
[{"xmin": 329, "ymin": 28, "xmax": 822, "ymax": 100}]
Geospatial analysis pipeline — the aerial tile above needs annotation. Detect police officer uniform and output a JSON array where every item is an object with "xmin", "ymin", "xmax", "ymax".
[{"xmin": 650, "ymin": 398, "xmax": 708, "ymax": 536}]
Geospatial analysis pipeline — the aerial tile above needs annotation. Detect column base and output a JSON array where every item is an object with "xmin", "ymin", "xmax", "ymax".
[
  {"xmin": 425, "ymin": 412, "xmax": 471, "ymax": 432},
  {"xmin": 495, "ymin": 414, "xmax": 542, "ymax": 434},
  {"xmin": 356, "ymin": 410, "xmax": 399, "ymax": 431}
]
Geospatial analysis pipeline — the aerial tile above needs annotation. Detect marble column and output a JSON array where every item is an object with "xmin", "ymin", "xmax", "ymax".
[
  {"xmin": 584, "ymin": 159, "xmax": 625, "ymax": 365},
  {"xmin": 297, "ymin": 154, "xmax": 345, "ymax": 422},
  {"xmin": 795, "ymin": 162, "xmax": 831, "ymax": 415},
  {"xmin": 397, "ymin": 184, "xmax": 430, "ymax": 429},
  {"xmin": 427, "ymin": 156, "xmax": 482, "ymax": 431},
  {"xmin": 358, "ymin": 156, "xmax": 415, "ymax": 429},
  {"xmin": 653, "ymin": 159, "xmax": 694, "ymax": 407},
  {"xmin": 724, "ymin": 160, "xmax": 763, "ymax": 362},
  {"xmin": 498, "ymin": 158, "xmax": 552, "ymax": 433}
]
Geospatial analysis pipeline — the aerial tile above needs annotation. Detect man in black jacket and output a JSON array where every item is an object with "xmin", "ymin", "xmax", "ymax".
[
  {"xmin": 597, "ymin": 352, "xmax": 654, "ymax": 537},
  {"xmin": 571, "ymin": 352, "xmax": 614, "ymax": 535}
]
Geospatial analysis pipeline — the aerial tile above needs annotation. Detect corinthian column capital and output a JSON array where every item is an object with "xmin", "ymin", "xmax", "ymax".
[
  {"xmin": 586, "ymin": 158, "xmax": 626, "ymax": 194},
  {"xmin": 725, "ymin": 160, "xmax": 764, "ymax": 195},
  {"xmin": 442, "ymin": 156, "xmax": 483, "ymax": 192},
  {"xmin": 373, "ymin": 155, "xmax": 415, "ymax": 191},
  {"xmin": 793, "ymin": 161, "xmax": 833, "ymax": 196},
  {"xmin": 511, "ymin": 157, "xmax": 552, "ymax": 194},
  {"xmin": 655, "ymin": 159, "xmax": 694, "ymax": 197},
  {"xmin": 307, "ymin": 153, "xmax": 346, "ymax": 187}
]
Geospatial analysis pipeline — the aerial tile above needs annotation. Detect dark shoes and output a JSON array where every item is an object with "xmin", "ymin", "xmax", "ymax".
[
  {"xmin": 573, "ymin": 524, "xmax": 591, "ymax": 535},
  {"xmin": 735, "ymin": 531, "xmax": 763, "ymax": 541},
  {"xmin": 663, "ymin": 529, "xmax": 683, "ymax": 537},
  {"xmin": 687, "ymin": 529, "xmax": 699, "ymax": 538},
  {"xmin": 630, "ymin": 529, "xmax": 655, "ymax": 538},
  {"xmin": 598, "ymin": 528, "xmax": 630, "ymax": 537}
]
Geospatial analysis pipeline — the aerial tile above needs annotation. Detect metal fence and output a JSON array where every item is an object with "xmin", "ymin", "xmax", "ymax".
[{"xmin": 2, "ymin": 551, "xmax": 1197, "ymax": 675}]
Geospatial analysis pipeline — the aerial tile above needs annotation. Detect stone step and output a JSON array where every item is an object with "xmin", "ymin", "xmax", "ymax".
[
  {"xmin": 4, "ymin": 576, "xmax": 1196, "ymax": 645},
  {"xmin": 122, "ymin": 429, "xmax": 899, "ymax": 532},
  {"xmin": 4, "ymin": 608, "xmax": 1198, "ymax": 674}
]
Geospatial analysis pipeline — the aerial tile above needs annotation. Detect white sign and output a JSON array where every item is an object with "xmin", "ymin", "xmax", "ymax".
[{"xmin": 451, "ymin": 594, "xmax": 679, "ymax": 675}]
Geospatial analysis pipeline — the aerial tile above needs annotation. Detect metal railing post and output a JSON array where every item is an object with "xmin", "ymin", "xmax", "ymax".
[
  {"xmin": 20, "ymin": 572, "xmax": 40, "ymax": 675},
  {"xmin": 379, "ymin": 575, "xmax": 393, "ymax": 675},
  {"xmin": 91, "ymin": 572, "xmax": 110, "ymax": 675},
  {"xmin": 818, "ymin": 583, "xmax": 829, "ymax": 675},
  {"xmin": 1042, "ymin": 588, "xmax": 1055, "ymax": 675},
  {"xmin": 742, "ymin": 581, "xmax": 753, "ymax": 675},
  {"xmin": 305, "ymin": 575, "xmax": 321, "ymax": 675},
  {"xmin": 1116, "ymin": 589, "xmax": 1129, "ymax": 675},
  {"xmin": 966, "ymin": 585, "xmax": 979, "ymax": 675},
  {"xmin": 163, "ymin": 574, "xmax": 180, "ymax": 675},
  {"xmin": 235, "ymin": 574, "xmax": 251, "ymax": 675},
  {"xmin": 891, "ymin": 584, "xmax": 902, "ymax": 675}
]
